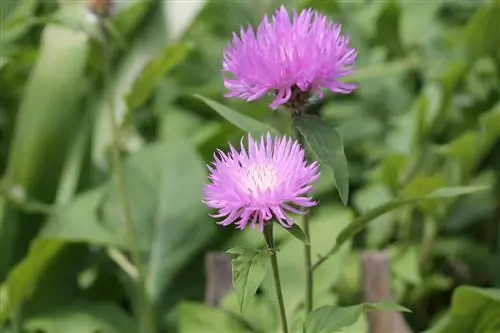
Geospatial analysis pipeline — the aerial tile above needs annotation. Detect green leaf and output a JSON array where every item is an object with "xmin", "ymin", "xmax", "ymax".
[
  {"xmin": 304, "ymin": 302, "xmax": 410, "ymax": 333},
  {"xmin": 23, "ymin": 303, "xmax": 137, "ymax": 333},
  {"xmin": 226, "ymin": 247, "xmax": 270, "ymax": 313},
  {"xmin": 126, "ymin": 43, "xmax": 193, "ymax": 109},
  {"xmin": 0, "ymin": 0, "xmax": 37, "ymax": 44},
  {"xmin": 195, "ymin": 95, "xmax": 279, "ymax": 136},
  {"xmin": 462, "ymin": 1, "xmax": 500, "ymax": 63},
  {"xmin": 293, "ymin": 114, "xmax": 349, "ymax": 205},
  {"xmin": 0, "ymin": 56, "xmax": 8, "ymax": 70},
  {"xmin": 425, "ymin": 286, "xmax": 500, "ymax": 333},
  {"xmin": 178, "ymin": 302, "xmax": 249, "ymax": 333},
  {"xmin": 41, "ymin": 188, "xmax": 125, "ymax": 247},
  {"xmin": 5, "ymin": 24, "xmax": 89, "ymax": 194},
  {"xmin": 0, "ymin": 239, "xmax": 65, "ymax": 324},
  {"xmin": 105, "ymin": 140, "xmax": 217, "ymax": 304},
  {"xmin": 316, "ymin": 186, "xmax": 488, "ymax": 265},
  {"xmin": 285, "ymin": 223, "xmax": 310, "ymax": 245}
]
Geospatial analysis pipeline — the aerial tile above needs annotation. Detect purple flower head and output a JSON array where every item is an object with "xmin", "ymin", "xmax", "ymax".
[
  {"xmin": 203, "ymin": 133, "xmax": 320, "ymax": 231},
  {"xmin": 222, "ymin": 5, "xmax": 357, "ymax": 110}
]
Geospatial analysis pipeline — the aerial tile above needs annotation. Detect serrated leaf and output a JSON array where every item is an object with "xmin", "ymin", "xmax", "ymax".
[
  {"xmin": 226, "ymin": 247, "xmax": 270, "ymax": 313},
  {"xmin": 286, "ymin": 223, "xmax": 310, "ymax": 245},
  {"xmin": 195, "ymin": 95, "xmax": 279, "ymax": 136},
  {"xmin": 304, "ymin": 301, "xmax": 410, "ymax": 333},
  {"xmin": 126, "ymin": 43, "xmax": 193, "ymax": 109},
  {"xmin": 293, "ymin": 114, "xmax": 349, "ymax": 205}
]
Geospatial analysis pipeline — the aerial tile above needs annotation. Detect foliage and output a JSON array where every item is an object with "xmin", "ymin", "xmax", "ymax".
[{"xmin": 1, "ymin": 0, "xmax": 500, "ymax": 332}]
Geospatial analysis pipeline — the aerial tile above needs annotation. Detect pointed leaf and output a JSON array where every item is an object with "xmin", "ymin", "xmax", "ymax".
[
  {"xmin": 293, "ymin": 114, "xmax": 349, "ymax": 205},
  {"xmin": 334, "ymin": 185, "xmax": 488, "ymax": 252},
  {"xmin": 195, "ymin": 95, "xmax": 279, "ymax": 136},
  {"xmin": 304, "ymin": 302, "xmax": 410, "ymax": 333},
  {"xmin": 285, "ymin": 223, "xmax": 310, "ymax": 245},
  {"xmin": 314, "ymin": 185, "xmax": 488, "ymax": 268},
  {"xmin": 226, "ymin": 247, "xmax": 270, "ymax": 313}
]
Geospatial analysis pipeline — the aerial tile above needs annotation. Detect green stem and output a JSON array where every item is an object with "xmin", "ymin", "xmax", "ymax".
[
  {"xmin": 295, "ymin": 130, "xmax": 313, "ymax": 314},
  {"xmin": 264, "ymin": 223, "xmax": 289, "ymax": 333},
  {"xmin": 98, "ymin": 20, "xmax": 156, "ymax": 333},
  {"xmin": 303, "ymin": 214, "xmax": 313, "ymax": 313}
]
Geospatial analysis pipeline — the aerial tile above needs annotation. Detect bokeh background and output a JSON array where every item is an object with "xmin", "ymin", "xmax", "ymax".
[{"xmin": 0, "ymin": 0, "xmax": 499, "ymax": 332}]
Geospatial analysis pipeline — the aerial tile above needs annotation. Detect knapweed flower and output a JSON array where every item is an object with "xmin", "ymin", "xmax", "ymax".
[
  {"xmin": 203, "ymin": 133, "xmax": 320, "ymax": 231},
  {"xmin": 222, "ymin": 5, "xmax": 357, "ymax": 110}
]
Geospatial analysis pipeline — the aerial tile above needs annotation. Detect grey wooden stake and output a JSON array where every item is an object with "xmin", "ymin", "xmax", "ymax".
[
  {"xmin": 205, "ymin": 252, "xmax": 233, "ymax": 307},
  {"xmin": 362, "ymin": 250, "xmax": 413, "ymax": 333}
]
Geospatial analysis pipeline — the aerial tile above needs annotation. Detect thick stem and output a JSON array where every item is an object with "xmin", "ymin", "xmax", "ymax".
[
  {"xmin": 264, "ymin": 223, "xmax": 289, "ymax": 333},
  {"xmin": 99, "ymin": 20, "xmax": 156, "ymax": 333},
  {"xmin": 295, "ymin": 130, "xmax": 313, "ymax": 313}
]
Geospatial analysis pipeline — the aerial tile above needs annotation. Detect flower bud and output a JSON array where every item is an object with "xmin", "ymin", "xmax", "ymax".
[{"xmin": 87, "ymin": 0, "xmax": 113, "ymax": 18}]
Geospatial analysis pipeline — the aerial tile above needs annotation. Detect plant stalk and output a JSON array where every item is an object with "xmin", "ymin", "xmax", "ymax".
[
  {"xmin": 98, "ymin": 20, "xmax": 156, "ymax": 333},
  {"xmin": 264, "ymin": 223, "xmax": 289, "ymax": 333},
  {"xmin": 295, "ymin": 129, "xmax": 314, "ymax": 314}
]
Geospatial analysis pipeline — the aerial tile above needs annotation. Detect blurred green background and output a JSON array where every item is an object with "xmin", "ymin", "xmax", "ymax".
[{"xmin": 1, "ymin": 0, "xmax": 500, "ymax": 332}]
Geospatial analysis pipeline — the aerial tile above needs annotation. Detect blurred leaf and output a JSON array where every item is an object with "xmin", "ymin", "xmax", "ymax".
[
  {"xmin": 285, "ymin": 223, "xmax": 310, "ymax": 246},
  {"xmin": 226, "ymin": 247, "xmax": 270, "ymax": 313},
  {"xmin": 439, "ymin": 103, "xmax": 500, "ymax": 173},
  {"xmin": 390, "ymin": 246, "xmax": 422, "ymax": 286},
  {"xmin": 24, "ymin": 303, "xmax": 137, "ymax": 333},
  {"xmin": 42, "ymin": 188, "xmax": 125, "ymax": 247},
  {"xmin": 126, "ymin": 43, "xmax": 193, "ymax": 109},
  {"xmin": 377, "ymin": 154, "xmax": 408, "ymax": 189},
  {"xmin": 105, "ymin": 140, "xmax": 217, "ymax": 303},
  {"xmin": 113, "ymin": 0, "xmax": 152, "ymax": 38},
  {"xmin": 293, "ymin": 114, "xmax": 349, "ymax": 205},
  {"xmin": 220, "ymin": 292, "xmax": 277, "ymax": 333},
  {"xmin": 401, "ymin": 175, "xmax": 446, "ymax": 214},
  {"xmin": 92, "ymin": 7, "xmax": 167, "ymax": 170},
  {"xmin": 0, "ymin": 56, "xmax": 8, "ymax": 70},
  {"xmin": 0, "ymin": 0, "xmax": 36, "ymax": 44},
  {"xmin": 375, "ymin": 0, "xmax": 403, "ymax": 57},
  {"xmin": 462, "ymin": 1, "xmax": 500, "ymax": 62},
  {"xmin": 304, "ymin": 302, "xmax": 410, "ymax": 333},
  {"xmin": 5, "ymin": 24, "xmax": 89, "ymax": 194},
  {"xmin": 178, "ymin": 302, "xmax": 249, "ymax": 333},
  {"xmin": 426, "ymin": 286, "xmax": 500, "ymax": 333},
  {"xmin": 0, "ymin": 239, "xmax": 65, "ymax": 324},
  {"xmin": 399, "ymin": 1, "xmax": 444, "ymax": 46},
  {"xmin": 317, "ymin": 185, "xmax": 488, "ymax": 262},
  {"xmin": 195, "ymin": 95, "xmax": 279, "ymax": 136},
  {"xmin": 164, "ymin": 0, "xmax": 207, "ymax": 41},
  {"xmin": 353, "ymin": 184, "xmax": 394, "ymax": 248}
]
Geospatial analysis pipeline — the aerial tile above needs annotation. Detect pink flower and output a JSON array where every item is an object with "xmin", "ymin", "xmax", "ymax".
[
  {"xmin": 222, "ymin": 5, "xmax": 357, "ymax": 110},
  {"xmin": 203, "ymin": 133, "xmax": 320, "ymax": 231}
]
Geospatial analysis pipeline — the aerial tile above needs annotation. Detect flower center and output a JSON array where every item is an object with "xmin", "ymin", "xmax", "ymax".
[{"xmin": 240, "ymin": 164, "xmax": 278, "ymax": 195}]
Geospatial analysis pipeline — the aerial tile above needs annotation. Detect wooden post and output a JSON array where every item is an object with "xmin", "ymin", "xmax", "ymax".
[
  {"xmin": 362, "ymin": 251, "xmax": 412, "ymax": 333},
  {"xmin": 204, "ymin": 252, "xmax": 233, "ymax": 307}
]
